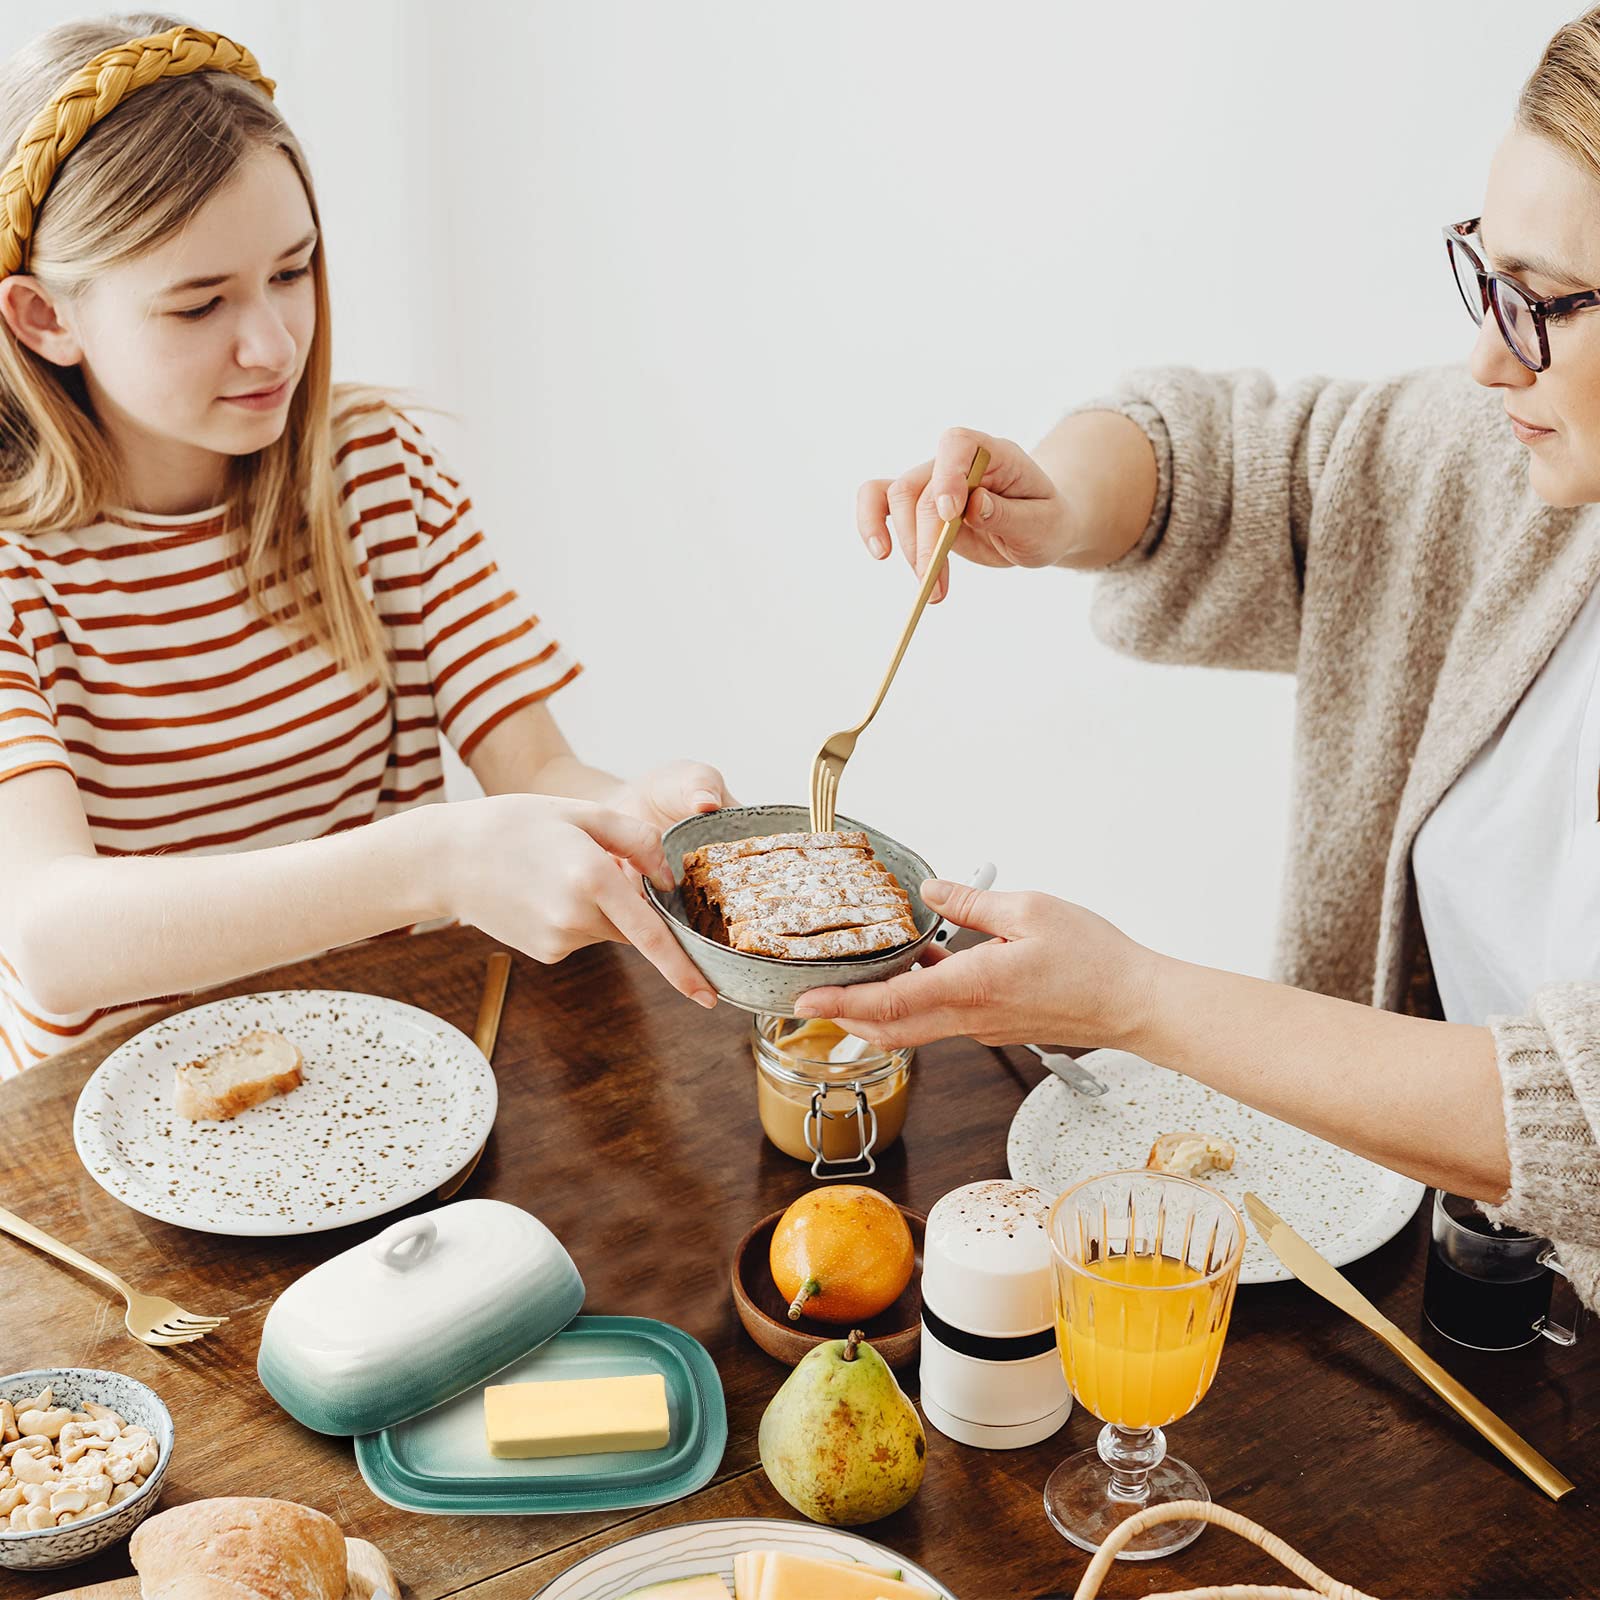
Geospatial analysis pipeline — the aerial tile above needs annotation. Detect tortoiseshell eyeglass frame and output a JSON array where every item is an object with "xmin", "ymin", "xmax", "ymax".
[{"xmin": 1445, "ymin": 217, "xmax": 1600, "ymax": 372}]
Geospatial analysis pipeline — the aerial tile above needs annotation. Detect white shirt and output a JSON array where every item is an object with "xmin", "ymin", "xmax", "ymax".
[{"xmin": 1413, "ymin": 578, "xmax": 1600, "ymax": 1024}]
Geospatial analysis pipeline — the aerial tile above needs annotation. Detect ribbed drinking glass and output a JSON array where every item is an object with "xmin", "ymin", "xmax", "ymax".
[{"xmin": 1045, "ymin": 1170, "xmax": 1244, "ymax": 1560}]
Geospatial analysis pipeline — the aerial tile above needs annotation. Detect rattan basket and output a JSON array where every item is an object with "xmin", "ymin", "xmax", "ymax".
[{"xmin": 1073, "ymin": 1501, "xmax": 1383, "ymax": 1600}]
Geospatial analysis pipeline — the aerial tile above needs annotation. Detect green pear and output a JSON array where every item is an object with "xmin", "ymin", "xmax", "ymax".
[{"xmin": 758, "ymin": 1328, "xmax": 926, "ymax": 1525}]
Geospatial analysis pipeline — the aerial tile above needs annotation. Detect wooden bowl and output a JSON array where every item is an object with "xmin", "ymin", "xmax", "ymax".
[{"xmin": 730, "ymin": 1204, "xmax": 926, "ymax": 1368}]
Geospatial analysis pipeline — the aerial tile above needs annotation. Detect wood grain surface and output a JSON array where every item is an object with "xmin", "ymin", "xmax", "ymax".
[{"xmin": 0, "ymin": 925, "xmax": 1593, "ymax": 1600}]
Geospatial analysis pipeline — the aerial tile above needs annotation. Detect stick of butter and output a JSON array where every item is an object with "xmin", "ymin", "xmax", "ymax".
[{"xmin": 483, "ymin": 1372, "xmax": 671, "ymax": 1459}]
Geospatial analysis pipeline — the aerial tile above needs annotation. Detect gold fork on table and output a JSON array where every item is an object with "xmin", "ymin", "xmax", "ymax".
[
  {"xmin": 436, "ymin": 949, "xmax": 513, "ymax": 1202},
  {"xmin": 808, "ymin": 445, "xmax": 989, "ymax": 833},
  {"xmin": 0, "ymin": 1204, "xmax": 226, "ymax": 1347}
]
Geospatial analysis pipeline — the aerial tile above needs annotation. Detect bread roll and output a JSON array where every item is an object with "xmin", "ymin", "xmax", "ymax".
[
  {"xmin": 130, "ymin": 1496, "xmax": 346, "ymax": 1599},
  {"xmin": 174, "ymin": 1029, "xmax": 303, "ymax": 1121}
]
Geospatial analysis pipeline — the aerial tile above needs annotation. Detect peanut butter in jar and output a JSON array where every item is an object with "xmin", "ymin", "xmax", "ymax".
[{"xmin": 751, "ymin": 1015, "xmax": 912, "ymax": 1174}]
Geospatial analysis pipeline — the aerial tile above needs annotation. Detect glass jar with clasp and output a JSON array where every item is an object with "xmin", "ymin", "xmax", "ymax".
[{"xmin": 751, "ymin": 1015, "xmax": 913, "ymax": 1178}]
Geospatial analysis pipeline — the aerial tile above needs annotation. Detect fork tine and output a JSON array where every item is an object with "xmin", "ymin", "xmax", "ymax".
[
  {"xmin": 140, "ymin": 1328, "xmax": 208, "ymax": 1347},
  {"xmin": 164, "ymin": 1315, "xmax": 227, "ymax": 1331}
]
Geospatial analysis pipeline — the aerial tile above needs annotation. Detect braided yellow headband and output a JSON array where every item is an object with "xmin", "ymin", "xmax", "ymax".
[{"xmin": 0, "ymin": 24, "xmax": 274, "ymax": 280}]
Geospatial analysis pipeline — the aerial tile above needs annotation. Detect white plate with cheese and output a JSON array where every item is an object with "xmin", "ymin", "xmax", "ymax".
[
  {"xmin": 73, "ymin": 989, "xmax": 496, "ymax": 1235},
  {"xmin": 1007, "ymin": 1048, "xmax": 1426, "ymax": 1285},
  {"xmin": 533, "ymin": 1518, "xmax": 954, "ymax": 1599}
]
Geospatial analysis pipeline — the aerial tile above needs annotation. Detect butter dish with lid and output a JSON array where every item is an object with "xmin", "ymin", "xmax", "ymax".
[
  {"xmin": 258, "ymin": 1199, "xmax": 585, "ymax": 1436},
  {"xmin": 257, "ymin": 1198, "xmax": 728, "ymax": 1515}
]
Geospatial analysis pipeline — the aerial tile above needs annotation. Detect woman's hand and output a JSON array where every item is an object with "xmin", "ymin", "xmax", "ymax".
[
  {"xmin": 794, "ymin": 878, "xmax": 1155, "ymax": 1048},
  {"xmin": 857, "ymin": 427, "xmax": 1076, "ymax": 603},
  {"xmin": 608, "ymin": 760, "xmax": 736, "ymax": 836},
  {"xmin": 439, "ymin": 792, "xmax": 718, "ymax": 1007}
]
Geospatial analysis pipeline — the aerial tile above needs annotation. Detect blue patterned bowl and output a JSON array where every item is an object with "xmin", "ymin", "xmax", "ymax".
[
  {"xmin": 644, "ymin": 805, "xmax": 940, "ymax": 1016},
  {"xmin": 0, "ymin": 1368, "xmax": 173, "ymax": 1571}
]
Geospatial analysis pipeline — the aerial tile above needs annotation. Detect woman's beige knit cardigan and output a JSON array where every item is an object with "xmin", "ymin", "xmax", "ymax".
[{"xmin": 1090, "ymin": 364, "xmax": 1600, "ymax": 1310}]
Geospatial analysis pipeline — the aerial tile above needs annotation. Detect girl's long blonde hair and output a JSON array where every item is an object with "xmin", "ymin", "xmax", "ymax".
[{"xmin": 0, "ymin": 13, "xmax": 389, "ymax": 687}]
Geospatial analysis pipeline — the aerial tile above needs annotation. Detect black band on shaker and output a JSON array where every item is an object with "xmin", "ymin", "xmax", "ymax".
[{"xmin": 921, "ymin": 1303, "xmax": 1057, "ymax": 1362}]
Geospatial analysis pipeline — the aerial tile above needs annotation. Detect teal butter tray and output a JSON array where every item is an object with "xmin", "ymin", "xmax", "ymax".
[{"xmin": 354, "ymin": 1315, "xmax": 728, "ymax": 1515}]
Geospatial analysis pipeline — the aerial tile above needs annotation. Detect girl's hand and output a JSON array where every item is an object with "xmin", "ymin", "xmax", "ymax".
[
  {"xmin": 857, "ymin": 427, "xmax": 1076, "ymax": 603},
  {"xmin": 794, "ymin": 878, "xmax": 1155, "ymax": 1048},
  {"xmin": 609, "ymin": 761, "xmax": 736, "ymax": 836},
  {"xmin": 442, "ymin": 793, "xmax": 717, "ymax": 1007}
]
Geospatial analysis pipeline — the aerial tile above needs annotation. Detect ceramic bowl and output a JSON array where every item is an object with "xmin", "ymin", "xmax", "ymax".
[
  {"xmin": 0, "ymin": 1368, "xmax": 173, "ymax": 1572},
  {"xmin": 645, "ymin": 805, "xmax": 940, "ymax": 1016},
  {"xmin": 730, "ymin": 1205, "xmax": 926, "ymax": 1368}
]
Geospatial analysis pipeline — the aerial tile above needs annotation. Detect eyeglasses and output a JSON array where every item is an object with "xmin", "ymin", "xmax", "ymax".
[{"xmin": 1445, "ymin": 217, "xmax": 1600, "ymax": 372}]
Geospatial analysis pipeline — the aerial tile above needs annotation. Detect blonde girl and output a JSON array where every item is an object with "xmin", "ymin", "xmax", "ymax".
[{"xmin": 0, "ymin": 16, "xmax": 729, "ymax": 1072}]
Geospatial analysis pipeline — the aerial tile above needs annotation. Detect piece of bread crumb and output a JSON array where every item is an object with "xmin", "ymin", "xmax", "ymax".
[
  {"xmin": 174, "ymin": 1028, "xmax": 303, "ymax": 1121},
  {"xmin": 1147, "ymin": 1131, "xmax": 1236, "ymax": 1180}
]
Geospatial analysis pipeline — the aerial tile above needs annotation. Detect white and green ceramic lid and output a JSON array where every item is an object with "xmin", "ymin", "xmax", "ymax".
[{"xmin": 257, "ymin": 1198, "xmax": 585, "ymax": 1435}]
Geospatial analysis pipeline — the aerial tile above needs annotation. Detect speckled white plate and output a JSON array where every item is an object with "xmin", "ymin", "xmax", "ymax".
[
  {"xmin": 532, "ymin": 1516, "xmax": 955, "ymax": 1599},
  {"xmin": 73, "ymin": 990, "xmax": 496, "ymax": 1236},
  {"xmin": 1007, "ymin": 1049, "xmax": 1425, "ymax": 1285}
]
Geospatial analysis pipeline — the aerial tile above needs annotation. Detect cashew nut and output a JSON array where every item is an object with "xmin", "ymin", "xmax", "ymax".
[
  {"xmin": 0, "ymin": 1401, "xmax": 15, "ymax": 1443},
  {"xmin": 133, "ymin": 1443, "xmax": 158, "ymax": 1476},
  {"xmin": 21, "ymin": 1483, "xmax": 49, "ymax": 1507},
  {"xmin": 2, "ymin": 1435, "xmax": 48, "ymax": 1458},
  {"xmin": 109, "ymin": 1480, "xmax": 139, "ymax": 1505},
  {"xmin": 19, "ymin": 1388, "xmax": 51, "ymax": 1413},
  {"xmin": 49, "ymin": 1487, "xmax": 88, "ymax": 1515},
  {"xmin": 106, "ymin": 1456, "xmax": 137, "ymax": 1485},
  {"xmin": 75, "ymin": 1473, "xmax": 112, "ymax": 1500},
  {"xmin": 9, "ymin": 1449, "xmax": 56, "ymax": 1485},
  {"xmin": 6, "ymin": 1503, "xmax": 27, "ymax": 1531},
  {"xmin": 18, "ymin": 1407, "xmax": 72, "ymax": 1440},
  {"xmin": 81, "ymin": 1402, "xmax": 122, "ymax": 1427},
  {"xmin": 0, "ymin": 1484, "xmax": 22, "ymax": 1517},
  {"xmin": 23, "ymin": 1503, "xmax": 53, "ymax": 1531},
  {"xmin": 88, "ymin": 1418, "xmax": 119, "ymax": 1444}
]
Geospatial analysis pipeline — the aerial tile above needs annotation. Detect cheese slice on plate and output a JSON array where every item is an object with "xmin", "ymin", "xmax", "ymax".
[{"xmin": 756, "ymin": 1552, "xmax": 935, "ymax": 1600}]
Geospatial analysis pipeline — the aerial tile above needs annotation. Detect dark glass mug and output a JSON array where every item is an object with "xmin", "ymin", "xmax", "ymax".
[{"xmin": 1422, "ymin": 1191, "xmax": 1585, "ymax": 1351}]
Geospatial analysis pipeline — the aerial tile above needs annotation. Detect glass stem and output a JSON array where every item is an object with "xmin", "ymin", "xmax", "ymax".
[{"xmin": 1097, "ymin": 1422, "xmax": 1167, "ymax": 1503}]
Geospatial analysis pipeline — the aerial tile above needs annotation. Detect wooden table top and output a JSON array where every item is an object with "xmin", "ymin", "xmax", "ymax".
[{"xmin": 0, "ymin": 925, "xmax": 1593, "ymax": 1599}]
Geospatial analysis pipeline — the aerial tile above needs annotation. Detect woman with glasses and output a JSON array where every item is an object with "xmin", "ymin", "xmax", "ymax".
[{"xmin": 798, "ymin": 10, "xmax": 1600, "ymax": 1311}]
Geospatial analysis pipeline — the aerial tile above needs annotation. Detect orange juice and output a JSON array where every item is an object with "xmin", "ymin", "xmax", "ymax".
[{"xmin": 1056, "ymin": 1252, "xmax": 1234, "ymax": 1429}]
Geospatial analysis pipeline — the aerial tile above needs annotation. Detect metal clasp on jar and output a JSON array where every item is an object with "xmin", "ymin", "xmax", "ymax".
[{"xmin": 804, "ymin": 1083, "xmax": 879, "ymax": 1179}]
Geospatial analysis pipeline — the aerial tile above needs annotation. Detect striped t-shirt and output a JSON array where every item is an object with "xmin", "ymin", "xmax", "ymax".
[{"xmin": 0, "ymin": 406, "xmax": 580, "ymax": 1072}]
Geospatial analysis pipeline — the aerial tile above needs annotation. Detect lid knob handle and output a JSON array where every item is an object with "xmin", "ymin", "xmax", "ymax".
[{"xmin": 371, "ymin": 1215, "xmax": 438, "ymax": 1273}]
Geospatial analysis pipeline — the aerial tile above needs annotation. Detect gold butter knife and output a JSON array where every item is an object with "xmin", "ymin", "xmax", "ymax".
[{"xmin": 1243, "ymin": 1192, "xmax": 1574, "ymax": 1501}]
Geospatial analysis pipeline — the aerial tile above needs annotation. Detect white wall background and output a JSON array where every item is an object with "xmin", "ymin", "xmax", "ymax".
[{"xmin": 3, "ymin": 1, "xmax": 1580, "ymax": 977}]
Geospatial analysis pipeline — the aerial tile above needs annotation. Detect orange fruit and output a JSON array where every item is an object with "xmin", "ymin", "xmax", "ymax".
[{"xmin": 769, "ymin": 1185, "xmax": 915, "ymax": 1325}]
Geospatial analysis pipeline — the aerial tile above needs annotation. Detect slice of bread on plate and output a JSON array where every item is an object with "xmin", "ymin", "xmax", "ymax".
[
  {"xmin": 174, "ymin": 1028, "xmax": 303, "ymax": 1121},
  {"xmin": 1147, "ymin": 1130, "xmax": 1237, "ymax": 1180}
]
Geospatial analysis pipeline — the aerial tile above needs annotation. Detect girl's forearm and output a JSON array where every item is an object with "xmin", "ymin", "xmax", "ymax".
[
  {"xmin": 1123, "ymin": 956, "xmax": 1510, "ymax": 1201},
  {"xmin": 15, "ymin": 804, "xmax": 450, "ymax": 1015}
]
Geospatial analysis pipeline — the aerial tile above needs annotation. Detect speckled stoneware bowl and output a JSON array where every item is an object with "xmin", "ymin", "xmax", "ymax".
[
  {"xmin": 0, "ymin": 1368, "xmax": 173, "ymax": 1571},
  {"xmin": 644, "ymin": 805, "xmax": 939, "ymax": 1016}
]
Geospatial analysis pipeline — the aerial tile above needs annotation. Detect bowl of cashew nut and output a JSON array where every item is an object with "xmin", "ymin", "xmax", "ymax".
[{"xmin": 0, "ymin": 1368, "xmax": 173, "ymax": 1571}]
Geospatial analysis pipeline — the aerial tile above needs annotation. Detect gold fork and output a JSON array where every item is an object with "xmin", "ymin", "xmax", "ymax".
[
  {"xmin": 0, "ymin": 1204, "xmax": 226, "ymax": 1347},
  {"xmin": 809, "ymin": 446, "xmax": 989, "ymax": 832},
  {"xmin": 436, "ymin": 950, "xmax": 513, "ymax": 1202}
]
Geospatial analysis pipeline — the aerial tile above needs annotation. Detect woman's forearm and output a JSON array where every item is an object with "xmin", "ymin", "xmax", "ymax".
[
  {"xmin": 1033, "ymin": 409, "xmax": 1160, "ymax": 570},
  {"xmin": 14, "ymin": 805, "xmax": 450, "ymax": 1015},
  {"xmin": 1125, "ymin": 956, "xmax": 1510, "ymax": 1201}
]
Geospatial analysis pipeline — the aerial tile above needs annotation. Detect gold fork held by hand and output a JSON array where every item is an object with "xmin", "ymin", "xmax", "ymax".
[
  {"xmin": 0, "ymin": 1204, "xmax": 226, "ymax": 1347},
  {"xmin": 809, "ymin": 446, "xmax": 990, "ymax": 833}
]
